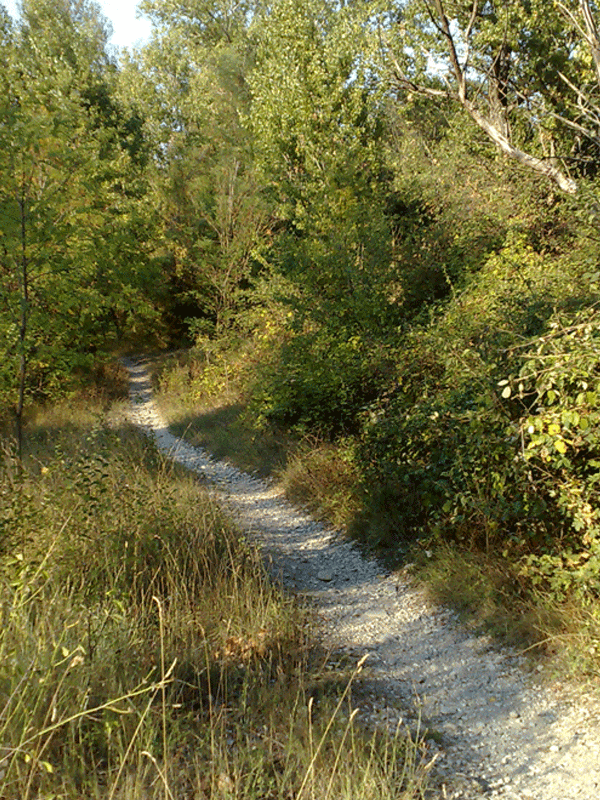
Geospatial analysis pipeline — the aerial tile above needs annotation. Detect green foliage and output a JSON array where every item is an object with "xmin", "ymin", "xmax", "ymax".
[
  {"xmin": 5, "ymin": 0, "xmax": 600, "ymax": 639},
  {"xmin": 258, "ymin": 324, "xmax": 394, "ymax": 437},
  {"xmin": 505, "ymin": 307, "xmax": 600, "ymax": 598},
  {"xmin": 392, "ymin": 0, "xmax": 600, "ymax": 186},
  {"xmin": 249, "ymin": 0, "xmax": 398, "ymax": 315},
  {"xmin": 124, "ymin": 0, "xmax": 271, "ymax": 337},
  {"xmin": 0, "ymin": 0, "xmax": 160, "ymax": 422},
  {"xmin": 358, "ymin": 220, "xmax": 600, "ymax": 600},
  {"xmin": 125, "ymin": 0, "xmax": 600, "ymax": 619},
  {"xmin": 249, "ymin": 0, "xmax": 383, "ymax": 207}
]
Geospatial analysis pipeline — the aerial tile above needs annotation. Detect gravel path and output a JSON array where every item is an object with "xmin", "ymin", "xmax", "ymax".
[{"xmin": 122, "ymin": 357, "xmax": 600, "ymax": 800}]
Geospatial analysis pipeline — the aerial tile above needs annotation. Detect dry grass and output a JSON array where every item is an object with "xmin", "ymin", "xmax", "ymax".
[
  {"xmin": 151, "ymin": 349, "xmax": 361, "ymax": 529},
  {"xmin": 411, "ymin": 541, "xmax": 600, "ymax": 681},
  {"xmin": 280, "ymin": 437, "xmax": 361, "ymax": 530},
  {"xmin": 0, "ymin": 391, "xmax": 431, "ymax": 799}
]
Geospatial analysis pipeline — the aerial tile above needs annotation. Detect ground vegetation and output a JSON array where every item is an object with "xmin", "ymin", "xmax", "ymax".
[
  {"xmin": 2, "ymin": 0, "xmax": 600, "ymax": 751},
  {"xmin": 0, "ymin": 386, "xmax": 429, "ymax": 798}
]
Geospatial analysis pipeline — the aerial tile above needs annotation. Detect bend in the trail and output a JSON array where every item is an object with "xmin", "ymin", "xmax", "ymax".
[{"xmin": 122, "ymin": 356, "xmax": 600, "ymax": 800}]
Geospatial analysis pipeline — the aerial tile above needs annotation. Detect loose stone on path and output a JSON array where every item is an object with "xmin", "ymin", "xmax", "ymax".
[{"xmin": 122, "ymin": 356, "xmax": 600, "ymax": 800}]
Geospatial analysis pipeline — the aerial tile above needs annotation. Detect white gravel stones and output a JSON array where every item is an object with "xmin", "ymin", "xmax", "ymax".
[{"xmin": 122, "ymin": 357, "xmax": 600, "ymax": 800}]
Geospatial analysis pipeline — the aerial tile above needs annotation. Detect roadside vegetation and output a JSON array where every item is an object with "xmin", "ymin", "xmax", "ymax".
[
  {"xmin": 0, "ymin": 385, "xmax": 431, "ymax": 799},
  {"xmin": 151, "ymin": 164, "xmax": 600, "ymax": 680},
  {"xmin": 4, "ymin": 8, "xmax": 600, "ymax": 785}
]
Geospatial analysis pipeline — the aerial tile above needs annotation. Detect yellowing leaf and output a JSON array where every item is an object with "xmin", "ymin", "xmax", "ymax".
[
  {"xmin": 554, "ymin": 440, "xmax": 567, "ymax": 454},
  {"xmin": 501, "ymin": 385, "xmax": 511, "ymax": 399}
]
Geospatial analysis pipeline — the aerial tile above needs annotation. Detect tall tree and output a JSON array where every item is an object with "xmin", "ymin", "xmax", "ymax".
[
  {"xmin": 248, "ymin": 0, "xmax": 395, "ymax": 330},
  {"xmin": 0, "ymin": 0, "xmax": 157, "ymax": 454},
  {"xmin": 124, "ymin": 0, "xmax": 270, "ymax": 335},
  {"xmin": 385, "ymin": 0, "xmax": 600, "ymax": 193}
]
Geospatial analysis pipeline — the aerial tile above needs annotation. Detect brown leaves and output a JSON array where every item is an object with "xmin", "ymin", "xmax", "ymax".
[{"xmin": 214, "ymin": 629, "xmax": 269, "ymax": 664}]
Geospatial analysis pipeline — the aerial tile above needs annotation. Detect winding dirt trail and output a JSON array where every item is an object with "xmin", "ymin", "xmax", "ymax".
[{"xmin": 123, "ymin": 356, "xmax": 600, "ymax": 800}]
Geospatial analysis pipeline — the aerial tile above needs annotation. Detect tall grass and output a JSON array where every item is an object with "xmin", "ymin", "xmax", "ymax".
[
  {"xmin": 150, "ymin": 333, "xmax": 600, "ymax": 679},
  {"xmin": 0, "ymin": 396, "xmax": 430, "ymax": 799}
]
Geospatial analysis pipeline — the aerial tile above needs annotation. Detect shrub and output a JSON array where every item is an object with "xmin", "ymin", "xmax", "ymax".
[
  {"xmin": 257, "ymin": 324, "xmax": 395, "ymax": 437},
  {"xmin": 357, "ymin": 236, "xmax": 600, "ymax": 602}
]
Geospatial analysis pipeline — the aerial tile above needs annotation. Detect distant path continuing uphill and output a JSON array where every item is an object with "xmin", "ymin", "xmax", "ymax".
[{"xmin": 122, "ymin": 355, "xmax": 600, "ymax": 800}]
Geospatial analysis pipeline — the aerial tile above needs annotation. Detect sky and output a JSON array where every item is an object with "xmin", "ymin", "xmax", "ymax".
[{"xmin": 2, "ymin": 0, "xmax": 153, "ymax": 50}]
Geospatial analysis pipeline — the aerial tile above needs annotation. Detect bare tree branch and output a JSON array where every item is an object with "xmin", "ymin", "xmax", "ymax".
[
  {"xmin": 431, "ymin": 0, "xmax": 468, "ymax": 101},
  {"xmin": 580, "ymin": 0, "xmax": 600, "ymax": 88},
  {"xmin": 386, "ymin": 1, "xmax": 578, "ymax": 193},
  {"xmin": 464, "ymin": 103, "xmax": 578, "ymax": 193},
  {"xmin": 557, "ymin": 1, "xmax": 600, "ymax": 88},
  {"xmin": 557, "ymin": 69, "xmax": 600, "ymax": 124},
  {"xmin": 462, "ymin": 0, "xmax": 479, "ymax": 73}
]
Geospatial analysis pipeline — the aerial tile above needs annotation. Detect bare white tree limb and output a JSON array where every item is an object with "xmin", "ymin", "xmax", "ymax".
[
  {"xmin": 464, "ymin": 103, "xmax": 578, "ymax": 193},
  {"xmin": 386, "ymin": 0, "xmax": 578, "ymax": 193}
]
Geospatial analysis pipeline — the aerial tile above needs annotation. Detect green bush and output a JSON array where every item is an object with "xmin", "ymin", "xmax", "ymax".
[
  {"xmin": 258, "ymin": 324, "xmax": 394, "ymax": 437},
  {"xmin": 505, "ymin": 306, "xmax": 600, "ymax": 598},
  {"xmin": 357, "ymin": 235, "xmax": 600, "ymax": 601}
]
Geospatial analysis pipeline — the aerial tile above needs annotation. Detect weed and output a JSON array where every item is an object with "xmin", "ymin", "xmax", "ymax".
[
  {"xmin": 0, "ymin": 391, "xmax": 428, "ymax": 798},
  {"xmin": 279, "ymin": 437, "xmax": 361, "ymax": 529}
]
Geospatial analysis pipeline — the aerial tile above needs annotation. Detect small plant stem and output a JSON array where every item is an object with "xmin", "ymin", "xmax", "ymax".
[
  {"xmin": 141, "ymin": 751, "xmax": 177, "ymax": 800},
  {"xmin": 106, "ymin": 676, "xmax": 174, "ymax": 800},
  {"xmin": 153, "ymin": 596, "xmax": 170, "ymax": 800},
  {"xmin": 324, "ymin": 707, "xmax": 359, "ymax": 799},
  {"xmin": 297, "ymin": 654, "xmax": 369, "ymax": 800}
]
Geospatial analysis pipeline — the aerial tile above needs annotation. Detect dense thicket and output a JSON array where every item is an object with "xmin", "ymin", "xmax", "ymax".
[
  {"xmin": 0, "ymin": 0, "xmax": 160, "ymax": 453},
  {"xmin": 3, "ymin": 0, "xmax": 600, "ymax": 598}
]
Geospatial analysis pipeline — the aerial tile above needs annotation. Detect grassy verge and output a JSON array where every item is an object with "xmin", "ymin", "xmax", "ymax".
[
  {"xmin": 149, "ymin": 345, "xmax": 600, "ymax": 681},
  {"xmin": 0, "ymin": 388, "xmax": 431, "ymax": 799},
  {"xmin": 151, "ymin": 349, "xmax": 361, "ymax": 529},
  {"xmin": 411, "ymin": 543, "xmax": 600, "ymax": 681}
]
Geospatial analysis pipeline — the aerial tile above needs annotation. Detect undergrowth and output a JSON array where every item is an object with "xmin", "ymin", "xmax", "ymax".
[
  {"xmin": 151, "ymin": 344, "xmax": 361, "ymax": 528},
  {"xmin": 151, "ymin": 266, "xmax": 600, "ymax": 680},
  {"xmin": 411, "ymin": 543, "xmax": 600, "ymax": 681},
  {"xmin": 0, "ymin": 393, "xmax": 431, "ymax": 799}
]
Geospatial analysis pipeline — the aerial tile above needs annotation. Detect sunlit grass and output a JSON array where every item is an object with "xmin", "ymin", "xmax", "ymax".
[
  {"xmin": 0, "ymin": 390, "xmax": 430, "ymax": 799},
  {"xmin": 151, "ymin": 349, "xmax": 362, "ymax": 530},
  {"xmin": 410, "ymin": 541, "xmax": 600, "ymax": 680}
]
